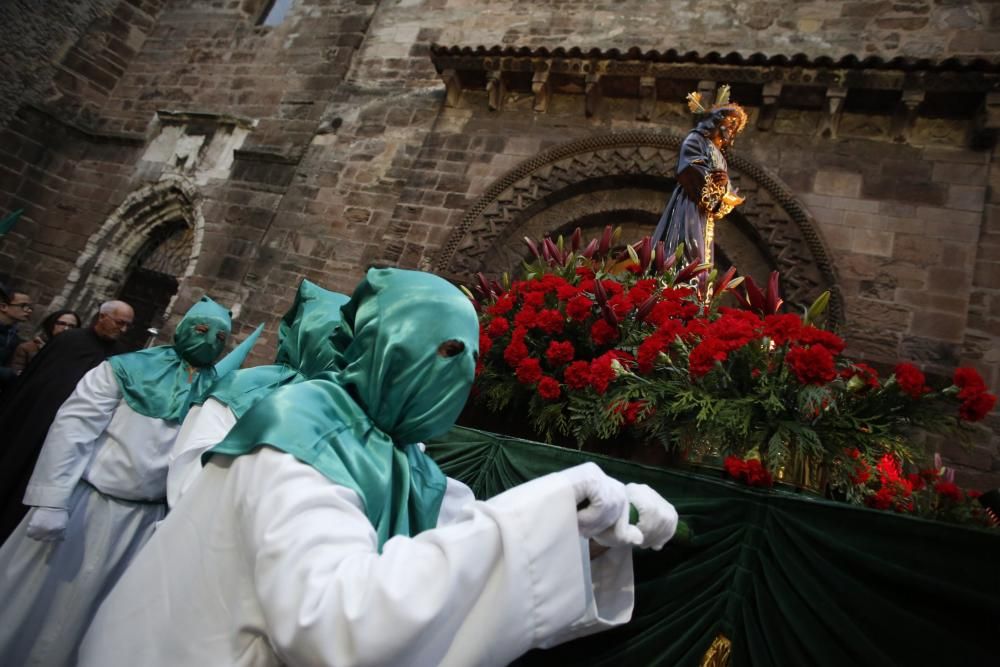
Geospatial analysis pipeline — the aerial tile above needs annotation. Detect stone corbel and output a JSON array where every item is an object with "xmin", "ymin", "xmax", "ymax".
[
  {"xmin": 816, "ymin": 86, "xmax": 848, "ymax": 139},
  {"xmin": 532, "ymin": 66, "xmax": 551, "ymax": 113},
  {"xmin": 442, "ymin": 69, "xmax": 462, "ymax": 108},
  {"xmin": 757, "ymin": 81, "xmax": 782, "ymax": 131},
  {"xmin": 486, "ymin": 70, "xmax": 505, "ymax": 112},
  {"xmin": 637, "ymin": 76, "xmax": 656, "ymax": 121},
  {"xmin": 971, "ymin": 91, "xmax": 1000, "ymax": 149},
  {"xmin": 585, "ymin": 71, "xmax": 602, "ymax": 118},
  {"xmin": 890, "ymin": 89, "xmax": 924, "ymax": 143}
]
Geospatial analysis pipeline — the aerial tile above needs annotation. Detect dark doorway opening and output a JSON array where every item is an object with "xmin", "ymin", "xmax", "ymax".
[
  {"xmin": 116, "ymin": 221, "xmax": 193, "ymax": 350},
  {"xmin": 118, "ymin": 268, "xmax": 179, "ymax": 350}
]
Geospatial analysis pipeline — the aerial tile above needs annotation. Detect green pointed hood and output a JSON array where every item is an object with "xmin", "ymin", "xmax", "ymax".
[
  {"xmin": 211, "ymin": 268, "xmax": 479, "ymax": 547},
  {"xmin": 109, "ymin": 296, "xmax": 232, "ymax": 422},
  {"xmin": 207, "ymin": 280, "xmax": 350, "ymax": 418}
]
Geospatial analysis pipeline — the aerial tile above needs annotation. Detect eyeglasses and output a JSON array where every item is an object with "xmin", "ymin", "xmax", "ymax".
[
  {"xmin": 6, "ymin": 302, "xmax": 32, "ymax": 312},
  {"xmin": 53, "ymin": 319, "xmax": 78, "ymax": 328}
]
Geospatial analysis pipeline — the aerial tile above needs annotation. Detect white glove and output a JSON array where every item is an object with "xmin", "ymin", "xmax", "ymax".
[
  {"xmin": 560, "ymin": 462, "xmax": 639, "ymax": 545},
  {"xmin": 626, "ymin": 483, "xmax": 678, "ymax": 550},
  {"xmin": 593, "ymin": 501, "xmax": 643, "ymax": 549},
  {"xmin": 26, "ymin": 507, "xmax": 69, "ymax": 542}
]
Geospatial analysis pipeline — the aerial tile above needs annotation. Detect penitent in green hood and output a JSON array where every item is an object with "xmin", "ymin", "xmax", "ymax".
[{"xmin": 211, "ymin": 268, "xmax": 479, "ymax": 547}]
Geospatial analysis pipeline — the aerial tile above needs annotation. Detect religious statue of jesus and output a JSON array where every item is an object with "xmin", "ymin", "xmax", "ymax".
[{"xmin": 651, "ymin": 85, "xmax": 748, "ymax": 268}]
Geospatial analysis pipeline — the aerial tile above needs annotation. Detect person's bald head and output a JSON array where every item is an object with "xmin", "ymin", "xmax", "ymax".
[{"xmin": 93, "ymin": 300, "xmax": 134, "ymax": 341}]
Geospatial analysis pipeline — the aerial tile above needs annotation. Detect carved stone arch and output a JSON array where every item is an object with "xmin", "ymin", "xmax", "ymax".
[
  {"xmin": 434, "ymin": 131, "xmax": 844, "ymax": 327},
  {"xmin": 54, "ymin": 175, "xmax": 205, "ymax": 325}
]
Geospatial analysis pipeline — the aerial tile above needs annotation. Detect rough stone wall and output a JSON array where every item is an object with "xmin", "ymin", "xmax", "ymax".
[
  {"xmin": 0, "ymin": 0, "xmax": 998, "ymax": 484},
  {"xmin": 0, "ymin": 0, "xmax": 164, "ymax": 131}
]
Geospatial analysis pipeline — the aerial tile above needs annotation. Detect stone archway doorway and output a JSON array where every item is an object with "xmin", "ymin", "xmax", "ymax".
[
  {"xmin": 54, "ymin": 176, "xmax": 205, "ymax": 338},
  {"xmin": 433, "ymin": 131, "xmax": 844, "ymax": 326}
]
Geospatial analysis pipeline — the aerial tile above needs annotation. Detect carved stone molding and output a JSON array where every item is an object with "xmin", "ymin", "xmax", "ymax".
[
  {"xmin": 53, "ymin": 175, "xmax": 205, "ymax": 322},
  {"xmin": 433, "ymin": 131, "xmax": 845, "ymax": 327},
  {"xmin": 430, "ymin": 45, "xmax": 1000, "ymax": 148}
]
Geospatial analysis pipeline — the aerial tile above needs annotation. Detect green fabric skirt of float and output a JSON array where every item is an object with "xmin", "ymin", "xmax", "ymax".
[{"xmin": 427, "ymin": 426, "xmax": 1000, "ymax": 667}]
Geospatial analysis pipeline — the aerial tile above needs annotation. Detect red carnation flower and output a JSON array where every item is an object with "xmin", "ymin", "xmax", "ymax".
[
  {"xmin": 556, "ymin": 284, "xmax": 579, "ymax": 301},
  {"xmin": 487, "ymin": 317, "xmax": 510, "ymax": 337},
  {"xmin": 724, "ymin": 456, "xmax": 747, "ymax": 480},
  {"xmin": 503, "ymin": 337, "xmax": 529, "ymax": 368},
  {"xmin": 894, "ymin": 362, "xmax": 928, "ymax": 399},
  {"xmin": 515, "ymin": 358, "xmax": 543, "ymax": 384},
  {"xmin": 796, "ymin": 327, "xmax": 846, "ymax": 355},
  {"xmin": 644, "ymin": 300, "xmax": 689, "ymax": 326},
  {"xmin": 589, "ymin": 354, "xmax": 619, "ymax": 394},
  {"xmin": 575, "ymin": 267, "xmax": 595, "ymax": 279},
  {"xmin": 762, "ymin": 313, "xmax": 802, "ymax": 346},
  {"xmin": 613, "ymin": 400, "xmax": 648, "ymax": 426},
  {"xmin": 934, "ymin": 480, "xmax": 963, "ymax": 503},
  {"xmin": 513, "ymin": 307, "xmax": 539, "ymax": 330},
  {"xmin": 689, "ymin": 338, "xmax": 728, "ymax": 378},
  {"xmin": 959, "ymin": 391, "xmax": 997, "ymax": 422},
  {"xmin": 563, "ymin": 361, "xmax": 591, "ymax": 390},
  {"xmin": 590, "ymin": 319, "xmax": 619, "ymax": 346},
  {"xmin": 566, "ymin": 295, "xmax": 594, "ymax": 321},
  {"xmin": 537, "ymin": 376, "xmax": 561, "ymax": 401},
  {"xmin": 545, "ymin": 340, "xmax": 575, "ymax": 367},
  {"xmin": 479, "ymin": 332, "xmax": 493, "ymax": 357},
  {"xmin": 637, "ymin": 333, "xmax": 670, "ymax": 374},
  {"xmin": 522, "ymin": 291, "xmax": 546, "ymax": 309},
  {"xmin": 954, "ymin": 367, "xmax": 987, "ymax": 392},
  {"xmin": 786, "ymin": 345, "xmax": 837, "ymax": 386},
  {"xmin": 608, "ymin": 293, "xmax": 631, "ymax": 318},
  {"xmin": 486, "ymin": 294, "xmax": 515, "ymax": 316},
  {"xmin": 536, "ymin": 309, "xmax": 565, "ymax": 335},
  {"xmin": 869, "ymin": 487, "xmax": 895, "ymax": 510},
  {"xmin": 875, "ymin": 453, "xmax": 904, "ymax": 485},
  {"xmin": 743, "ymin": 459, "xmax": 774, "ymax": 487}
]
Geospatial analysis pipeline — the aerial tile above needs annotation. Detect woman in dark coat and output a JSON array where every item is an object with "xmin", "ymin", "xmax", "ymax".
[{"xmin": 9, "ymin": 310, "xmax": 81, "ymax": 373}]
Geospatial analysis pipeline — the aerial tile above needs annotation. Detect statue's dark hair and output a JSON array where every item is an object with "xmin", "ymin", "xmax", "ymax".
[{"xmin": 693, "ymin": 105, "xmax": 746, "ymax": 138}]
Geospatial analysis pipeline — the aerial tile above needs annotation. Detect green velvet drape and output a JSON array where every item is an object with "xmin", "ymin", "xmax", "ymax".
[{"xmin": 427, "ymin": 427, "xmax": 1000, "ymax": 666}]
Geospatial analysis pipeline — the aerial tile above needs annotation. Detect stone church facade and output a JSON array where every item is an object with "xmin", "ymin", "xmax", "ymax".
[{"xmin": 1, "ymin": 0, "xmax": 999, "ymax": 485}]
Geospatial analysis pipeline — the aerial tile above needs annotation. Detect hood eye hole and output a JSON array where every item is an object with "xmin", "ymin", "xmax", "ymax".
[{"xmin": 438, "ymin": 340, "xmax": 465, "ymax": 358}]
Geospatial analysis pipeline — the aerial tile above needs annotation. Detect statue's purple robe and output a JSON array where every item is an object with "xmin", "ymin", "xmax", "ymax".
[{"xmin": 652, "ymin": 130, "xmax": 729, "ymax": 266}]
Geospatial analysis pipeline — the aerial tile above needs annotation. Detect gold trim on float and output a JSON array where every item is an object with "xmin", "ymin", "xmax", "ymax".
[{"xmin": 700, "ymin": 633, "xmax": 732, "ymax": 667}]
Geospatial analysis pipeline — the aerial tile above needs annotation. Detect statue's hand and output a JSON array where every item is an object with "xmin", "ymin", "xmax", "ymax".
[{"xmin": 722, "ymin": 191, "xmax": 745, "ymax": 208}]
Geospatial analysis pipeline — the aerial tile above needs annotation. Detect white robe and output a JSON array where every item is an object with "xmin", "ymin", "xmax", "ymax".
[
  {"xmin": 0, "ymin": 362, "xmax": 180, "ymax": 667},
  {"xmin": 80, "ymin": 445, "xmax": 635, "ymax": 667}
]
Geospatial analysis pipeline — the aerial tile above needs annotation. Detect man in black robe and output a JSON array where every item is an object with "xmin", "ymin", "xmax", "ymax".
[{"xmin": 0, "ymin": 300, "xmax": 134, "ymax": 540}]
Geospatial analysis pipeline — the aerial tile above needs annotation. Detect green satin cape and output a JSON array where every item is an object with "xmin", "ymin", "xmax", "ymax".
[
  {"xmin": 208, "ymin": 280, "xmax": 349, "ymax": 418},
  {"xmin": 210, "ymin": 268, "xmax": 479, "ymax": 548},
  {"xmin": 109, "ymin": 296, "xmax": 238, "ymax": 422}
]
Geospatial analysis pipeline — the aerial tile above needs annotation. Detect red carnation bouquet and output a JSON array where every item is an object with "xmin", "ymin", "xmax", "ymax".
[{"xmin": 467, "ymin": 226, "xmax": 997, "ymax": 526}]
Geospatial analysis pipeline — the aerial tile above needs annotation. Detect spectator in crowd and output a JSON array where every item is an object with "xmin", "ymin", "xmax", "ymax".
[
  {"xmin": 10, "ymin": 309, "xmax": 81, "ymax": 374},
  {"xmin": 0, "ymin": 300, "xmax": 133, "ymax": 542},
  {"xmin": 0, "ymin": 285, "xmax": 33, "ymax": 389}
]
